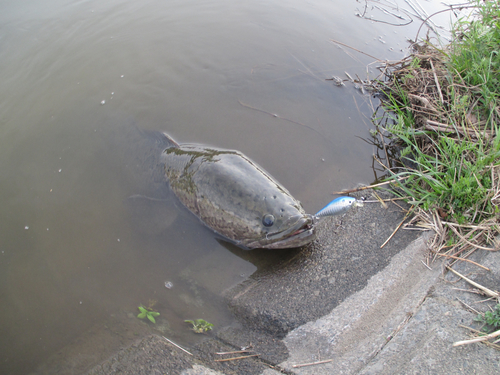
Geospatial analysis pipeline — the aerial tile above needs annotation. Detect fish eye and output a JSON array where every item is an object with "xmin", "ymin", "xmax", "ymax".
[{"xmin": 262, "ymin": 214, "xmax": 275, "ymax": 227}]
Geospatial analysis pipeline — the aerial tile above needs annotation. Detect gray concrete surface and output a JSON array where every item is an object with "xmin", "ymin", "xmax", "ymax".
[
  {"xmin": 357, "ymin": 245, "xmax": 500, "ymax": 375},
  {"xmin": 48, "ymin": 190, "xmax": 500, "ymax": 374},
  {"xmin": 281, "ymin": 234, "xmax": 500, "ymax": 374}
]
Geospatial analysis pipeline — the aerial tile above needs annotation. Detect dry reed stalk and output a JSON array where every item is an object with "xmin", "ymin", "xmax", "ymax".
[
  {"xmin": 214, "ymin": 354, "xmax": 259, "ymax": 362},
  {"xmin": 421, "ymin": 260, "xmax": 433, "ymax": 270},
  {"xmin": 330, "ymin": 39, "xmax": 383, "ymax": 62},
  {"xmin": 447, "ymin": 224, "xmax": 496, "ymax": 252},
  {"xmin": 425, "ymin": 120, "xmax": 486, "ymax": 137},
  {"xmin": 456, "ymin": 298, "xmax": 481, "ymax": 315},
  {"xmin": 380, "ymin": 208, "xmax": 413, "ymax": 248},
  {"xmin": 372, "ymin": 190, "xmax": 388, "ymax": 209},
  {"xmin": 435, "ymin": 253, "xmax": 490, "ymax": 271},
  {"xmin": 162, "ymin": 336, "xmax": 193, "ymax": 356},
  {"xmin": 330, "ymin": 176, "xmax": 410, "ymax": 195},
  {"xmin": 216, "ymin": 350, "xmax": 253, "ymax": 355},
  {"xmin": 453, "ymin": 329, "xmax": 500, "ymax": 347},
  {"xmin": 292, "ymin": 359, "xmax": 333, "ymax": 368},
  {"xmin": 446, "ymin": 267, "xmax": 500, "ymax": 300},
  {"xmin": 429, "ymin": 58, "xmax": 444, "ymax": 105},
  {"xmin": 362, "ymin": 197, "xmax": 408, "ymax": 203},
  {"xmin": 457, "ymin": 325, "xmax": 500, "ymax": 349}
]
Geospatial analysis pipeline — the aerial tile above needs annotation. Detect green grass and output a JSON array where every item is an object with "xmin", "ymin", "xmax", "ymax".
[
  {"xmin": 385, "ymin": 111, "xmax": 500, "ymax": 224},
  {"xmin": 449, "ymin": 0, "xmax": 500, "ymax": 129},
  {"xmin": 375, "ymin": 0, "xmax": 500, "ymax": 231}
]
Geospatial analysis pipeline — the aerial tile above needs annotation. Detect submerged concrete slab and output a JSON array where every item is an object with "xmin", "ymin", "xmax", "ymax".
[
  {"xmin": 86, "ymin": 335, "xmax": 201, "ymax": 375},
  {"xmin": 85, "ymin": 331, "xmax": 284, "ymax": 375}
]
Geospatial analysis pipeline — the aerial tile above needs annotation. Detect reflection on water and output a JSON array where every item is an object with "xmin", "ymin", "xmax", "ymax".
[{"xmin": 0, "ymin": 0, "xmax": 453, "ymax": 373}]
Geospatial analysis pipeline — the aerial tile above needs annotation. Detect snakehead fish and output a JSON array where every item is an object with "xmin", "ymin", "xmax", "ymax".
[{"xmin": 159, "ymin": 133, "xmax": 316, "ymax": 249}]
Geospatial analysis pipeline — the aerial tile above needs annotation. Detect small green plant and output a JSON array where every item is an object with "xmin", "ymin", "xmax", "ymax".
[
  {"xmin": 184, "ymin": 319, "xmax": 214, "ymax": 333},
  {"xmin": 475, "ymin": 304, "xmax": 500, "ymax": 332},
  {"xmin": 137, "ymin": 305, "xmax": 160, "ymax": 324}
]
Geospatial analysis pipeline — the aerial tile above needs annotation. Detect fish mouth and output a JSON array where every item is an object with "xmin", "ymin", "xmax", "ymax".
[{"xmin": 247, "ymin": 214, "xmax": 317, "ymax": 249}]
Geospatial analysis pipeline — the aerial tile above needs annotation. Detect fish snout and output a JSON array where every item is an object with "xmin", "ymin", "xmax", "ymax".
[{"xmin": 284, "ymin": 213, "xmax": 316, "ymax": 237}]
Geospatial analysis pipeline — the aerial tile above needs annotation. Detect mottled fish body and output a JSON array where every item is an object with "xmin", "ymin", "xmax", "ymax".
[
  {"xmin": 159, "ymin": 133, "xmax": 316, "ymax": 249},
  {"xmin": 315, "ymin": 196, "xmax": 356, "ymax": 217}
]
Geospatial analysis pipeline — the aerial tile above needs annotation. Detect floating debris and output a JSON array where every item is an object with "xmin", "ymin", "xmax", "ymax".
[
  {"xmin": 164, "ymin": 281, "xmax": 173, "ymax": 289},
  {"xmin": 326, "ymin": 75, "xmax": 345, "ymax": 86}
]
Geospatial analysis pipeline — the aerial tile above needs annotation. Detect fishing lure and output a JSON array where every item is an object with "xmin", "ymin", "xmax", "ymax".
[{"xmin": 315, "ymin": 196, "xmax": 362, "ymax": 217}]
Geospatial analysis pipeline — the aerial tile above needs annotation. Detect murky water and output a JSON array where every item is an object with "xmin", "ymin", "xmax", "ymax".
[{"xmin": 0, "ymin": 0, "xmax": 455, "ymax": 373}]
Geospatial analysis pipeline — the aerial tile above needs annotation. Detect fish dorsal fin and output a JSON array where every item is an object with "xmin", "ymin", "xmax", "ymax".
[{"xmin": 162, "ymin": 132, "xmax": 180, "ymax": 148}]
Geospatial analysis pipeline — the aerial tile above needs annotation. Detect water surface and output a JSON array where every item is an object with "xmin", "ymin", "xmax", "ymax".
[{"xmin": 0, "ymin": 0, "xmax": 456, "ymax": 373}]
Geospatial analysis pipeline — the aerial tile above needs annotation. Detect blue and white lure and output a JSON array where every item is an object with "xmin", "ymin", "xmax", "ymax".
[{"xmin": 315, "ymin": 196, "xmax": 362, "ymax": 218}]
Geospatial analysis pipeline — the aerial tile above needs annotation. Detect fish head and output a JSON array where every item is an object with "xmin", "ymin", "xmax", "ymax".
[
  {"xmin": 252, "ymin": 212, "xmax": 317, "ymax": 249},
  {"xmin": 242, "ymin": 194, "xmax": 317, "ymax": 250}
]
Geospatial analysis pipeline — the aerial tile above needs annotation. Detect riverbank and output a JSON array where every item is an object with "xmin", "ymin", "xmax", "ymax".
[
  {"xmin": 365, "ymin": 0, "xmax": 500, "ymax": 352},
  {"xmin": 370, "ymin": 0, "xmax": 499, "ymax": 260},
  {"xmin": 82, "ymin": 191, "xmax": 500, "ymax": 374},
  {"xmin": 27, "ymin": 190, "xmax": 498, "ymax": 374}
]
